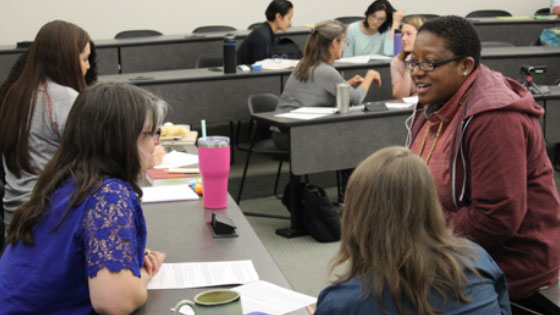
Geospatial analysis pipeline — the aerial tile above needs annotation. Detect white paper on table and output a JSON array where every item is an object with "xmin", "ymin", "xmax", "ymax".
[
  {"xmin": 385, "ymin": 102, "xmax": 414, "ymax": 109},
  {"xmin": 335, "ymin": 54, "xmax": 392, "ymax": 64},
  {"xmin": 147, "ymin": 260, "xmax": 259, "ymax": 290},
  {"xmin": 232, "ymin": 280, "xmax": 317, "ymax": 315},
  {"xmin": 154, "ymin": 151, "xmax": 198, "ymax": 169},
  {"xmin": 274, "ymin": 112, "xmax": 331, "ymax": 120},
  {"xmin": 254, "ymin": 58, "xmax": 300, "ymax": 70},
  {"xmin": 291, "ymin": 107, "xmax": 337, "ymax": 114},
  {"xmin": 141, "ymin": 185, "xmax": 199, "ymax": 203},
  {"xmin": 402, "ymin": 96, "xmax": 419, "ymax": 104}
]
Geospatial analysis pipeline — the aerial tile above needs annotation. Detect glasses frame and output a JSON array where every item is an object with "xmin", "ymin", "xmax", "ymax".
[
  {"xmin": 405, "ymin": 55, "xmax": 465, "ymax": 72},
  {"xmin": 142, "ymin": 127, "xmax": 161, "ymax": 141}
]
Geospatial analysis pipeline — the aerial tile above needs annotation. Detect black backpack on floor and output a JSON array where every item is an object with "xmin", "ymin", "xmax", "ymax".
[{"xmin": 282, "ymin": 183, "xmax": 341, "ymax": 242}]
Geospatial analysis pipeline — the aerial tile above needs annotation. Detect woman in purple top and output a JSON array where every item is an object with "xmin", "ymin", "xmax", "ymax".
[{"xmin": 0, "ymin": 82, "xmax": 168, "ymax": 314}]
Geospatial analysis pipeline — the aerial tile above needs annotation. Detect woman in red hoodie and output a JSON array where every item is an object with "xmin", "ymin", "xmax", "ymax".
[{"xmin": 405, "ymin": 15, "xmax": 560, "ymax": 313}]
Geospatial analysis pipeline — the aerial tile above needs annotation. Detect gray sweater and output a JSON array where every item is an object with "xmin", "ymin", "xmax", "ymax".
[
  {"xmin": 278, "ymin": 62, "xmax": 367, "ymax": 109},
  {"xmin": 3, "ymin": 81, "xmax": 77, "ymax": 225}
]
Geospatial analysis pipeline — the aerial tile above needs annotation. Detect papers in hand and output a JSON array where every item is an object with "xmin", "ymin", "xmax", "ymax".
[
  {"xmin": 275, "ymin": 106, "xmax": 336, "ymax": 120},
  {"xmin": 254, "ymin": 58, "xmax": 299, "ymax": 70},
  {"xmin": 147, "ymin": 260, "xmax": 259, "ymax": 290},
  {"xmin": 141, "ymin": 184, "xmax": 199, "ymax": 203},
  {"xmin": 385, "ymin": 96, "xmax": 418, "ymax": 109}
]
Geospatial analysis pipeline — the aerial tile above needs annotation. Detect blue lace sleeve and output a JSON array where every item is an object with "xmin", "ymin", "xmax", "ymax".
[{"xmin": 83, "ymin": 180, "xmax": 144, "ymax": 278}]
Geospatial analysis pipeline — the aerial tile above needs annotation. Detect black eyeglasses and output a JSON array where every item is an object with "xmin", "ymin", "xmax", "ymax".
[
  {"xmin": 405, "ymin": 55, "xmax": 465, "ymax": 72},
  {"xmin": 142, "ymin": 128, "xmax": 161, "ymax": 141}
]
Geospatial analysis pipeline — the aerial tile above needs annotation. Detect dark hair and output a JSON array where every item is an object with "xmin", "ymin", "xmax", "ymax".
[
  {"xmin": 418, "ymin": 15, "xmax": 481, "ymax": 70},
  {"xmin": 364, "ymin": 0, "xmax": 395, "ymax": 33},
  {"xmin": 265, "ymin": 0, "xmax": 293, "ymax": 22},
  {"xmin": 85, "ymin": 40, "xmax": 98, "ymax": 85},
  {"xmin": 0, "ymin": 20, "xmax": 90, "ymax": 177},
  {"xmin": 7, "ymin": 82, "xmax": 168, "ymax": 245},
  {"xmin": 295, "ymin": 20, "xmax": 346, "ymax": 82}
]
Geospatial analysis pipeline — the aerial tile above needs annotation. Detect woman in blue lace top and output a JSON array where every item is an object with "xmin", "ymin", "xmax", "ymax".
[{"xmin": 0, "ymin": 82, "xmax": 168, "ymax": 314}]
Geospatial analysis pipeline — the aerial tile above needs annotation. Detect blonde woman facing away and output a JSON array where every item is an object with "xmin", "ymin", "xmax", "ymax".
[
  {"xmin": 278, "ymin": 20, "xmax": 381, "ymax": 110},
  {"xmin": 390, "ymin": 15, "xmax": 425, "ymax": 98},
  {"xmin": 315, "ymin": 146, "xmax": 511, "ymax": 315}
]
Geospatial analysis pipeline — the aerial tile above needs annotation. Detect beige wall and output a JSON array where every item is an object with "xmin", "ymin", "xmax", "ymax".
[{"xmin": 0, "ymin": 0, "xmax": 550, "ymax": 46}]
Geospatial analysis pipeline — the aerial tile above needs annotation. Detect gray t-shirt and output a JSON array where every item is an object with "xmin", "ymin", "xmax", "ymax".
[
  {"xmin": 3, "ymin": 81, "xmax": 77, "ymax": 225},
  {"xmin": 278, "ymin": 62, "xmax": 367, "ymax": 110}
]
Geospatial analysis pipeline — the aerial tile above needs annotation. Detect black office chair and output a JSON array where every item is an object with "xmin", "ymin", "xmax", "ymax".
[
  {"xmin": 194, "ymin": 55, "xmax": 223, "ymax": 68},
  {"xmin": 535, "ymin": 8, "xmax": 553, "ymax": 16},
  {"xmin": 404, "ymin": 14, "xmax": 440, "ymax": 21},
  {"xmin": 236, "ymin": 94, "xmax": 289, "ymax": 216},
  {"xmin": 248, "ymin": 22, "xmax": 262, "ymax": 30},
  {"xmin": 466, "ymin": 10, "xmax": 512, "ymax": 18},
  {"xmin": 335, "ymin": 16, "xmax": 363, "ymax": 25},
  {"xmin": 114, "ymin": 30, "xmax": 163, "ymax": 39},
  {"xmin": 192, "ymin": 25, "xmax": 237, "ymax": 33},
  {"xmin": 481, "ymin": 41, "xmax": 515, "ymax": 48}
]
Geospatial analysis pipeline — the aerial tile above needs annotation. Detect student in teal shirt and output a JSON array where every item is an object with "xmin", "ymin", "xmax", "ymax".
[{"xmin": 342, "ymin": 0, "xmax": 403, "ymax": 57}]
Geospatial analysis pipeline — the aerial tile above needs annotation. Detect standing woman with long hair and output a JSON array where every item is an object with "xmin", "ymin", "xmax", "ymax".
[
  {"xmin": 342, "ymin": 0, "xmax": 403, "ymax": 57},
  {"xmin": 315, "ymin": 146, "xmax": 511, "ymax": 314},
  {"xmin": 0, "ymin": 20, "xmax": 91, "ymax": 232},
  {"xmin": 0, "ymin": 82, "xmax": 167, "ymax": 313}
]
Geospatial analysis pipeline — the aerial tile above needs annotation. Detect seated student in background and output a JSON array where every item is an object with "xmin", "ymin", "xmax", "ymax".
[
  {"xmin": 0, "ymin": 82, "xmax": 167, "ymax": 314},
  {"xmin": 406, "ymin": 16, "xmax": 560, "ymax": 311},
  {"xmin": 315, "ymin": 146, "xmax": 511, "ymax": 315},
  {"xmin": 237, "ymin": 0, "xmax": 293, "ymax": 65},
  {"xmin": 551, "ymin": 0, "xmax": 560, "ymax": 16},
  {"xmin": 279, "ymin": 20, "xmax": 381, "ymax": 110},
  {"xmin": 0, "ymin": 20, "xmax": 92, "ymax": 247},
  {"xmin": 390, "ymin": 15, "xmax": 425, "ymax": 98},
  {"xmin": 342, "ymin": 0, "xmax": 403, "ymax": 57}
]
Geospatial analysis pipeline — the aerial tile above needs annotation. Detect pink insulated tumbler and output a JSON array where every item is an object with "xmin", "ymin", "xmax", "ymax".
[{"xmin": 198, "ymin": 136, "xmax": 230, "ymax": 209}]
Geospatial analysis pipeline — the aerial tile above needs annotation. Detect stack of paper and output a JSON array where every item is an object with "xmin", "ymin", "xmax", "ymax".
[{"xmin": 154, "ymin": 151, "xmax": 198, "ymax": 169}]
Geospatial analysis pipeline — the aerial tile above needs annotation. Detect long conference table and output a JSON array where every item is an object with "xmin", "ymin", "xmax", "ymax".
[
  {"xmin": 0, "ymin": 26, "xmax": 310, "ymax": 80},
  {"xmin": 138, "ymin": 195, "xmax": 308, "ymax": 315},
  {"xmin": 96, "ymin": 46, "xmax": 560, "ymax": 127},
  {"xmin": 1, "ymin": 16, "xmax": 558, "ymax": 81}
]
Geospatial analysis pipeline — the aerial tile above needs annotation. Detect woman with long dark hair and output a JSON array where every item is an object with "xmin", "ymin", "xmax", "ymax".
[
  {"xmin": 0, "ymin": 20, "xmax": 91, "ymax": 231},
  {"xmin": 0, "ymin": 82, "xmax": 167, "ymax": 313}
]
